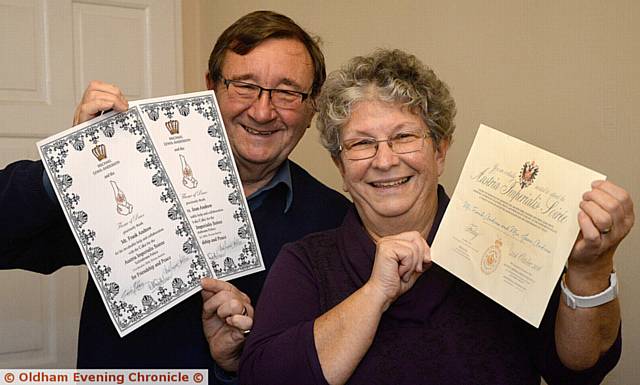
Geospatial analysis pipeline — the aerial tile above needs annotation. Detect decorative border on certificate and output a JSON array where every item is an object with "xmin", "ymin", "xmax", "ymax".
[
  {"xmin": 137, "ymin": 95, "xmax": 262, "ymax": 280},
  {"xmin": 39, "ymin": 109, "xmax": 211, "ymax": 335}
]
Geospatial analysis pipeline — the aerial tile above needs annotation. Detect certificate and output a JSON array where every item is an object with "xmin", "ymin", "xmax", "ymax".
[
  {"xmin": 431, "ymin": 124, "xmax": 604, "ymax": 327},
  {"xmin": 37, "ymin": 91, "xmax": 263, "ymax": 336}
]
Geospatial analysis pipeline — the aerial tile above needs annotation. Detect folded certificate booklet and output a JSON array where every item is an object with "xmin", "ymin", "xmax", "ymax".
[
  {"xmin": 37, "ymin": 91, "xmax": 263, "ymax": 336},
  {"xmin": 431, "ymin": 124, "xmax": 604, "ymax": 327}
]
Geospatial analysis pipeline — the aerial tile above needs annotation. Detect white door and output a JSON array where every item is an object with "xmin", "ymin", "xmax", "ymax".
[{"xmin": 0, "ymin": 0, "xmax": 183, "ymax": 368}]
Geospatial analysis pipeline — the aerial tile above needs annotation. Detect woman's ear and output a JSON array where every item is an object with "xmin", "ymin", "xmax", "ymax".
[
  {"xmin": 435, "ymin": 138, "xmax": 450, "ymax": 177},
  {"xmin": 332, "ymin": 155, "xmax": 345, "ymax": 175},
  {"xmin": 332, "ymin": 155, "xmax": 349, "ymax": 192}
]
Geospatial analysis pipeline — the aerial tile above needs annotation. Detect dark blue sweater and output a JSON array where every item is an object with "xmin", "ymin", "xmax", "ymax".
[{"xmin": 1, "ymin": 159, "xmax": 350, "ymax": 381}]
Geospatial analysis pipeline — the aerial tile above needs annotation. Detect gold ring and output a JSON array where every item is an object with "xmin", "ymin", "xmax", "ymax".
[{"xmin": 241, "ymin": 306, "xmax": 248, "ymax": 316}]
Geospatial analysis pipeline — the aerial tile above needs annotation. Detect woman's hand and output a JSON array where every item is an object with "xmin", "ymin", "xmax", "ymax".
[
  {"xmin": 555, "ymin": 180, "xmax": 633, "ymax": 370},
  {"xmin": 314, "ymin": 231, "xmax": 432, "ymax": 384},
  {"xmin": 567, "ymin": 180, "xmax": 634, "ymax": 286},
  {"xmin": 366, "ymin": 231, "xmax": 432, "ymax": 311}
]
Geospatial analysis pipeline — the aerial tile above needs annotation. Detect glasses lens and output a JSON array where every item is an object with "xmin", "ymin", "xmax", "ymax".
[
  {"xmin": 271, "ymin": 90, "xmax": 302, "ymax": 109},
  {"xmin": 392, "ymin": 132, "xmax": 425, "ymax": 154},
  {"xmin": 229, "ymin": 82, "xmax": 260, "ymax": 99},
  {"xmin": 343, "ymin": 138, "xmax": 377, "ymax": 160}
]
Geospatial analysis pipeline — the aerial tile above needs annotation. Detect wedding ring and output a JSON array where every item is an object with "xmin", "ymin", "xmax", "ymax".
[
  {"xmin": 241, "ymin": 306, "xmax": 248, "ymax": 316},
  {"xmin": 601, "ymin": 227, "xmax": 612, "ymax": 235},
  {"xmin": 242, "ymin": 329, "xmax": 251, "ymax": 335}
]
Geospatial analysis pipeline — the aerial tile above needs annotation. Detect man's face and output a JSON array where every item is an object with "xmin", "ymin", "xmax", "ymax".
[{"xmin": 210, "ymin": 38, "xmax": 315, "ymax": 177}]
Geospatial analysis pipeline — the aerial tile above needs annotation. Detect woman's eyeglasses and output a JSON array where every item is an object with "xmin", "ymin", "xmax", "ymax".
[{"xmin": 339, "ymin": 131, "xmax": 429, "ymax": 160}]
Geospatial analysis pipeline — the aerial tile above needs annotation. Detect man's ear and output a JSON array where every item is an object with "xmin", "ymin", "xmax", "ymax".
[
  {"xmin": 205, "ymin": 73, "xmax": 214, "ymax": 90},
  {"xmin": 435, "ymin": 138, "xmax": 450, "ymax": 177},
  {"xmin": 309, "ymin": 96, "xmax": 319, "ymax": 113},
  {"xmin": 302, "ymin": 97, "xmax": 318, "ymax": 128}
]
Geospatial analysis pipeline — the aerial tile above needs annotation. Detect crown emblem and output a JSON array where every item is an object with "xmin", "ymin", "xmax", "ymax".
[
  {"xmin": 92, "ymin": 144, "xmax": 107, "ymax": 161},
  {"xmin": 165, "ymin": 120, "xmax": 180, "ymax": 135}
]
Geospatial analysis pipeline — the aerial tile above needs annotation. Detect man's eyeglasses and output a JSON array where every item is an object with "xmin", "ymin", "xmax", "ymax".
[
  {"xmin": 223, "ymin": 79, "xmax": 309, "ymax": 110},
  {"xmin": 339, "ymin": 131, "xmax": 429, "ymax": 160}
]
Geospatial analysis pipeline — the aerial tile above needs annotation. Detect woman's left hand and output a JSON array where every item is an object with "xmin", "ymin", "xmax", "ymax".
[
  {"xmin": 556, "ymin": 180, "xmax": 633, "ymax": 370},
  {"xmin": 568, "ymin": 180, "xmax": 634, "ymax": 277}
]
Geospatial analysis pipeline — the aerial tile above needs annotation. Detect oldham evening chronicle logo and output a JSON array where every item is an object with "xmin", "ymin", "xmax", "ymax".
[{"xmin": 519, "ymin": 160, "xmax": 539, "ymax": 189}]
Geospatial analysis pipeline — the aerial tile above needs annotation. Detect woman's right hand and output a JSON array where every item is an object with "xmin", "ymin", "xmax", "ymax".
[
  {"xmin": 365, "ymin": 231, "xmax": 431, "ymax": 311},
  {"xmin": 73, "ymin": 80, "xmax": 128, "ymax": 125}
]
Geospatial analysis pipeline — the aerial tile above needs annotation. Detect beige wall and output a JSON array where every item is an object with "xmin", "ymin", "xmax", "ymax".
[{"xmin": 184, "ymin": 1, "xmax": 639, "ymax": 383}]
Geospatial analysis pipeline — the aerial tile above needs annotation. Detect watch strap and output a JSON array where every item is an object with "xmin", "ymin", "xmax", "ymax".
[{"xmin": 561, "ymin": 272, "xmax": 618, "ymax": 309}]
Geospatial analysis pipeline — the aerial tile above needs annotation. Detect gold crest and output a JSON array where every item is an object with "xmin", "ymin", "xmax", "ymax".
[
  {"xmin": 92, "ymin": 144, "xmax": 107, "ymax": 161},
  {"xmin": 165, "ymin": 119, "xmax": 180, "ymax": 135}
]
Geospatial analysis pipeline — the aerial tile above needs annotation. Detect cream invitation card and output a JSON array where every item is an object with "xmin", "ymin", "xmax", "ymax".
[
  {"xmin": 431, "ymin": 124, "xmax": 604, "ymax": 327},
  {"xmin": 37, "ymin": 91, "xmax": 263, "ymax": 336}
]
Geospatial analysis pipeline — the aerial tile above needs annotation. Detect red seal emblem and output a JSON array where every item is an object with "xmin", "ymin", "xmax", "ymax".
[{"xmin": 481, "ymin": 239, "xmax": 502, "ymax": 274}]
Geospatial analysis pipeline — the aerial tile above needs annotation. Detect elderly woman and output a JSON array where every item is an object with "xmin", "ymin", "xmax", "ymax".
[{"xmin": 239, "ymin": 49, "xmax": 633, "ymax": 384}]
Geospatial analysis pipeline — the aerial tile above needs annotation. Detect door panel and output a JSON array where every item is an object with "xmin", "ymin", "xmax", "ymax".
[{"xmin": 0, "ymin": 0, "xmax": 182, "ymax": 368}]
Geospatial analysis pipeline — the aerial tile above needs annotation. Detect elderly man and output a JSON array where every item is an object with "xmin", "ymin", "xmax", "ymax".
[{"xmin": 0, "ymin": 11, "xmax": 349, "ymax": 383}]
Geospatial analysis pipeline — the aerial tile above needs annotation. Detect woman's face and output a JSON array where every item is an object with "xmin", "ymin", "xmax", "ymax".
[{"xmin": 335, "ymin": 100, "xmax": 448, "ymax": 232}]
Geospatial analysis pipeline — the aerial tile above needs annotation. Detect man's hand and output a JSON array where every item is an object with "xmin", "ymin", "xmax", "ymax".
[
  {"xmin": 201, "ymin": 278, "xmax": 253, "ymax": 372},
  {"xmin": 73, "ymin": 80, "xmax": 128, "ymax": 125}
]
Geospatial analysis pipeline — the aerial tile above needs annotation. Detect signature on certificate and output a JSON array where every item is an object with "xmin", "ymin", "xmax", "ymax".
[{"xmin": 464, "ymin": 224, "xmax": 480, "ymax": 240}]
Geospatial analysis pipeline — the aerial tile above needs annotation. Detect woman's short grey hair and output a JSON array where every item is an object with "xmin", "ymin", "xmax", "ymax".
[{"xmin": 316, "ymin": 49, "xmax": 456, "ymax": 158}]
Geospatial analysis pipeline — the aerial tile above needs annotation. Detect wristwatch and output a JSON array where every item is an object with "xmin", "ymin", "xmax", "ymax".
[{"xmin": 561, "ymin": 272, "xmax": 618, "ymax": 309}]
